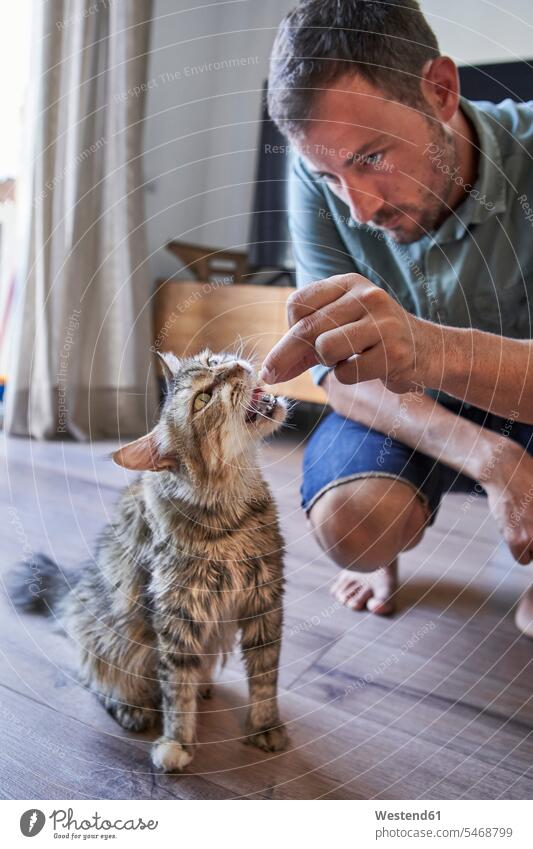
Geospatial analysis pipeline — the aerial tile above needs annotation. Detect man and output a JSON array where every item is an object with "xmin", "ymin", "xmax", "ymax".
[{"xmin": 261, "ymin": 0, "xmax": 533, "ymax": 635}]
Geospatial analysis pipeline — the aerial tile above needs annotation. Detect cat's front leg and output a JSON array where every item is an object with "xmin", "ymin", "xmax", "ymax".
[
  {"xmin": 151, "ymin": 635, "xmax": 204, "ymax": 772},
  {"xmin": 240, "ymin": 607, "xmax": 288, "ymax": 753}
]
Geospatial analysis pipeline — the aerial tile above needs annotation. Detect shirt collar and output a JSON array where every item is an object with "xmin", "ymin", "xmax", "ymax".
[{"xmin": 432, "ymin": 97, "xmax": 507, "ymax": 243}]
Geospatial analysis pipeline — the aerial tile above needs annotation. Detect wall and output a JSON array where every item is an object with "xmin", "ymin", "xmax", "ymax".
[
  {"xmin": 143, "ymin": 0, "xmax": 533, "ymax": 282},
  {"xmin": 143, "ymin": 0, "xmax": 292, "ymax": 281},
  {"xmin": 421, "ymin": 0, "xmax": 533, "ymax": 65}
]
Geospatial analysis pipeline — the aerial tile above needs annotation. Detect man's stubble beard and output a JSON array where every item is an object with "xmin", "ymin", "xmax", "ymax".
[
  {"xmin": 418, "ymin": 123, "xmax": 458, "ymax": 232},
  {"xmin": 390, "ymin": 121, "xmax": 458, "ymax": 244}
]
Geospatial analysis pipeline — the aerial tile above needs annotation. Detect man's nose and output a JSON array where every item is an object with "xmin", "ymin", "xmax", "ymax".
[{"xmin": 345, "ymin": 185, "xmax": 384, "ymax": 225}]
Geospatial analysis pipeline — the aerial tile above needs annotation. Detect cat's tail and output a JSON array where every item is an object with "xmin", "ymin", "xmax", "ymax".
[{"xmin": 6, "ymin": 553, "xmax": 74, "ymax": 616}]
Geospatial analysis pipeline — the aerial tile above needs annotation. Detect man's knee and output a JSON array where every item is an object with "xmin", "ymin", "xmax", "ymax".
[{"xmin": 308, "ymin": 477, "xmax": 428, "ymax": 571}]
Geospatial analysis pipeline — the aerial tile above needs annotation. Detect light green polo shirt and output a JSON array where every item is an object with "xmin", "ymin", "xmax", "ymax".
[{"xmin": 288, "ymin": 98, "xmax": 533, "ymax": 392}]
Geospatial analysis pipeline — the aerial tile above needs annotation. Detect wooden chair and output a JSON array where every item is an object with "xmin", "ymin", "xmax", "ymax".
[
  {"xmin": 153, "ymin": 279, "xmax": 326, "ymax": 404},
  {"xmin": 166, "ymin": 241, "xmax": 249, "ymax": 285}
]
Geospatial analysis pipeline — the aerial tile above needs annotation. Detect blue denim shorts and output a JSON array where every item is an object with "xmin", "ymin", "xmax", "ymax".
[{"xmin": 301, "ymin": 402, "xmax": 533, "ymax": 525}]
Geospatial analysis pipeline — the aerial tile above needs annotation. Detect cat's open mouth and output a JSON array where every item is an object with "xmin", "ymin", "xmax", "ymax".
[{"xmin": 245, "ymin": 387, "xmax": 277, "ymax": 423}]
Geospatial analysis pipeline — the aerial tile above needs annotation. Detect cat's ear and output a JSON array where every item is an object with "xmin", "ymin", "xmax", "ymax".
[
  {"xmin": 156, "ymin": 351, "xmax": 181, "ymax": 388},
  {"xmin": 111, "ymin": 430, "xmax": 177, "ymax": 472}
]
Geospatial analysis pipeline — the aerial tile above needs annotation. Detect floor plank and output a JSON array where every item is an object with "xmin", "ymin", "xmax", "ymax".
[{"xmin": 1, "ymin": 432, "xmax": 532, "ymax": 799}]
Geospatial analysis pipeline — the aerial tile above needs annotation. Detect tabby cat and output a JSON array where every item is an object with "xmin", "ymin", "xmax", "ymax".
[{"xmin": 11, "ymin": 350, "xmax": 288, "ymax": 771}]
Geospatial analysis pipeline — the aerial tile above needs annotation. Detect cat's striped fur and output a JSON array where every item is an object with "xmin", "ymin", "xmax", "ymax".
[{"xmin": 15, "ymin": 350, "xmax": 288, "ymax": 771}]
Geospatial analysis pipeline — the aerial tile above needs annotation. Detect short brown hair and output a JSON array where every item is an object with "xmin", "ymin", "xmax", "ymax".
[{"xmin": 268, "ymin": 0, "xmax": 440, "ymax": 138}]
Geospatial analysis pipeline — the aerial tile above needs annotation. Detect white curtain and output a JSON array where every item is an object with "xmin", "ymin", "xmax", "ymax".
[{"xmin": 6, "ymin": 0, "xmax": 157, "ymax": 440}]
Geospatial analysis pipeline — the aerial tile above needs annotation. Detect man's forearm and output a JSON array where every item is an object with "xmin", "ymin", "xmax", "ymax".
[
  {"xmin": 417, "ymin": 322, "xmax": 533, "ymax": 424},
  {"xmin": 323, "ymin": 372, "xmax": 508, "ymax": 484},
  {"xmin": 262, "ymin": 274, "xmax": 533, "ymax": 425}
]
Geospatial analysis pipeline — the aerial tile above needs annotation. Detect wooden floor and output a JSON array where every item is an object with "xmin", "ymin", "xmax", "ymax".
[{"xmin": 1, "ymin": 431, "xmax": 533, "ymax": 800}]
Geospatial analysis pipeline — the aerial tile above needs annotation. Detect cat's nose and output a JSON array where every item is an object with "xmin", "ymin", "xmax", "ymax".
[{"xmin": 223, "ymin": 360, "xmax": 252, "ymax": 378}]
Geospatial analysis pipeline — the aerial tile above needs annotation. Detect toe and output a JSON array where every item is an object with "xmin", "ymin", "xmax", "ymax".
[
  {"xmin": 330, "ymin": 575, "xmax": 351, "ymax": 596},
  {"xmin": 331, "ymin": 574, "xmax": 366, "ymax": 606},
  {"xmin": 331, "ymin": 570, "xmax": 360, "ymax": 594},
  {"xmin": 347, "ymin": 587, "xmax": 372, "ymax": 610},
  {"xmin": 366, "ymin": 595, "xmax": 395, "ymax": 616},
  {"xmin": 515, "ymin": 591, "xmax": 533, "ymax": 638},
  {"xmin": 336, "ymin": 584, "xmax": 361, "ymax": 606}
]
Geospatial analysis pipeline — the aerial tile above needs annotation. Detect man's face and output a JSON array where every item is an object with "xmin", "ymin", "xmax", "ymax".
[{"xmin": 294, "ymin": 73, "xmax": 458, "ymax": 244}]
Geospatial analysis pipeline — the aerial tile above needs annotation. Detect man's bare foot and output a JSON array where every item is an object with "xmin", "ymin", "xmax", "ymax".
[
  {"xmin": 515, "ymin": 585, "xmax": 533, "ymax": 638},
  {"xmin": 330, "ymin": 560, "xmax": 398, "ymax": 615}
]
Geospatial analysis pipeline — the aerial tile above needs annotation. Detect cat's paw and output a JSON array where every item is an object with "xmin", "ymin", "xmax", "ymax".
[
  {"xmin": 106, "ymin": 701, "xmax": 156, "ymax": 732},
  {"xmin": 245, "ymin": 723, "xmax": 289, "ymax": 752},
  {"xmin": 151, "ymin": 737, "xmax": 194, "ymax": 772}
]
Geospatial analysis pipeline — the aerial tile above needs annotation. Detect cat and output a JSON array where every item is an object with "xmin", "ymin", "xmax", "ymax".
[{"xmin": 10, "ymin": 349, "xmax": 289, "ymax": 772}]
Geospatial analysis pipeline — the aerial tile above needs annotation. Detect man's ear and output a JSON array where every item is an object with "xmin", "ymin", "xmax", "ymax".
[
  {"xmin": 419, "ymin": 56, "xmax": 459, "ymax": 122},
  {"xmin": 156, "ymin": 351, "xmax": 181, "ymax": 389},
  {"xmin": 112, "ymin": 430, "xmax": 177, "ymax": 472}
]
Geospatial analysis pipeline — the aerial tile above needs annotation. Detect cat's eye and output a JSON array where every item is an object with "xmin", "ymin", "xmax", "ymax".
[{"xmin": 193, "ymin": 392, "xmax": 211, "ymax": 412}]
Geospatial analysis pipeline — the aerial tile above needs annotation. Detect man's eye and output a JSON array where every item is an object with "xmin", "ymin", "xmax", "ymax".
[
  {"xmin": 193, "ymin": 392, "xmax": 211, "ymax": 411},
  {"xmin": 362, "ymin": 152, "xmax": 383, "ymax": 166}
]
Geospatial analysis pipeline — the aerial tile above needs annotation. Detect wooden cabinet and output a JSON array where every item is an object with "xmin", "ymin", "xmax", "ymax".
[{"xmin": 153, "ymin": 279, "xmax": 326, "ymax": 404}]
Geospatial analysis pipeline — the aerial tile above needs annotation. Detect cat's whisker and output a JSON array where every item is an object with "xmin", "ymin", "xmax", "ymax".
[
  {"xmin": 247, "ymin": 341, "xmax": 264, "ymax": 370},
  {"xmin": 236, "ymin": 396, "xmax": 292, "ymax": 427},
  {"xmin": 233, "ymin": 336, "xmax": 245, "ymax": 361},
  {"xmin": 274, "ymin": 417, "xmax": 297, "ymax": 430},
  {"xmin": 236, "ymin": 398, "xmax": 273, "ymax": 423},
  {"xmin": 245, "ymin": 337, "xmax": 260, "ymax": 360}
]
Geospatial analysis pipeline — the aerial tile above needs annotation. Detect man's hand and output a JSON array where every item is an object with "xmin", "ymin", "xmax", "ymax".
[
  {"xmin": 483, "ymin": 441, "xmax": 533, "ymax": 564},
  {"xmin": 260, "ymin": 273, "xmax": 429, "ymax": 392}
]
